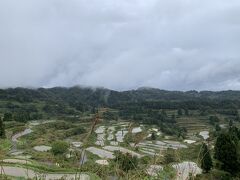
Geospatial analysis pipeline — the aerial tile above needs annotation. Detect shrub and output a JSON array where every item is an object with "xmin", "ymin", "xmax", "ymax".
[
  {"xmin": 51, "ymin": 141, "xmax": 69, "ymax": 155},
  {"xmin": 114, "ymin": 151, "xmax": 138, "ymax": 172}
]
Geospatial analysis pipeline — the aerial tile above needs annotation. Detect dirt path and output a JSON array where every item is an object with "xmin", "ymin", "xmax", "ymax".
[{"xmin": 10, "ymin": 128, "xmax": 33, "ymax": 154}]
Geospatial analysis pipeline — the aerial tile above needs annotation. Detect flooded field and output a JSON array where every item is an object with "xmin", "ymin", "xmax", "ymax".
[
  {"xmin": 173, "ymin": 161, "xmax": 202, "ymax": 180},
  {"xmin": 2, "ymin": 166, "xmax": 90, "ymax": 180},
  {"xmin": 184, "ymin": 139, "xmax": 196, "ymax": 144},
  {"xmin": 103, "ymin": 146, "xmax": 143, "ymax": 158},
  {"xmin": 86, "ymin": 147, "xmax": 114, "ymax": 159},
  {"xmin": 132, "ymin": 127, "xmax": 142, "ymax": 133},
  {"xmin": 33, "ymin": 145, "xmax": 52, "ymax": 152},
  {"xmin": 95, "ymin": 126, "xmax": 106, "ymax": 146},
  {"xmin": 199, "ymin": 131, "xmax": 209, "ymax": 140},
  {"xmin": 136, "ymin": 140, "xmax": 187, "ymax": 154},
  {"xmin": 146, "ymin": 165, "xmax": 163, "ymax": 176},
  {"xmin": 96, "ymin": 159, "xmax": 109, "ymax": 165},
  {"xmin": 115, "ymin": 130, "xmax": 128, "ymax": 142}
]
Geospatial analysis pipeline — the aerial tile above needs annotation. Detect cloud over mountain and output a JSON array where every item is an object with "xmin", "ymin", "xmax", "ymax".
[{"xmin": 0, "ymin": 0, "xmax": 240, "ymax": 90}]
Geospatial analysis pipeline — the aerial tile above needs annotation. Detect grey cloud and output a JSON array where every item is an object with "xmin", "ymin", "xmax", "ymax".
[{"xmin": 0, "ymin": 0, "xmax": 240, "ymax": 90}]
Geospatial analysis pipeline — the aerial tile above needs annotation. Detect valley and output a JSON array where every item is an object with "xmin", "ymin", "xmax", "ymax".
[{"xmin": 0, "ymin": 87, "xmax": 240, "ymax": 179}]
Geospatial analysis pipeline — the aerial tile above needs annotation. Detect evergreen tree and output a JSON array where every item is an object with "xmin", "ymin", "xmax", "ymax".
[
  {"xmin": 0, "ymin": 118, "xmax": 6, "ymax": 138},
  {"xmin": 3, "ymin": 112, "xmax": 12, "ymax": 121},
  {"xmin": 215, "ymin": 124, "xmax": 221, "ymax": 132},
  {"xmin": 228, "ymin": 126, "xmax": 240, "ymax": 144},
  {"xmin": 151, "ymin": 132, "xmax": 156, "ymax": 140},
  {"xmin": 171, "ymin": 114, "xmax": 176, "ymax": 123},
  {"xmin": 177, "ymin": 109, "xmax": 183, "ymax": 116},
  {"xmin": 235, "ymin": 112, "xmax": 240, "ymax": 122},
  {"xmin": 214, "ymin": 133, "xmax": 240, "ymax": 174},
  {"xmin": 200, "ymin": 143, "xmax": 213, "ymax": 173},
  {"xmin": 184, "ymin": 109, "xmax": 189, "ymax": 116}
]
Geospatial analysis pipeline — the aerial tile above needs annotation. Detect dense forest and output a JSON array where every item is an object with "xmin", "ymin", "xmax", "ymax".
[{"xmin": 1, "ymin": 86, "xmax": 240, "ymax": 109}]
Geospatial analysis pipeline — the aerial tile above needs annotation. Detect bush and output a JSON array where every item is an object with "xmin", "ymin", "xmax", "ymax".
[
  {"xmin": 114, "ymin": 151, "xmax": 138, "ymax": 172},
  {"xmin": 66, "ymin": 127, "xmax": 86, "ymax": 137},
  {"xmin": 51, "ymin": 141, "xmax": 69, "ymax": 155},
  {"xmin": 163, "ymin": 149, "xmax": 178, "ymax": 164}
]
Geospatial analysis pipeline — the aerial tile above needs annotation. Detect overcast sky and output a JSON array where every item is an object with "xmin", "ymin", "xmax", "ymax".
[{"xmin": 0, "ymin": 0, "xmax": 240, "ymax": 91}]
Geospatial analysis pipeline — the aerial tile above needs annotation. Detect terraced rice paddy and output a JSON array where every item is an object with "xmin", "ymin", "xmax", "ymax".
[
  {"xmin": 33, "ymin": 145, "xmax": 52, "ymax": 152},
  {"xmin": 177, "ymin": 117, "xmax": 210, "ymax": 135},
  {"xmin": 199, "ymin": 131, "xmax": 209, "ymax": 140},
  {"xmin": 173, "ymin": 161, "xmax": 202, "ymax": 180},
  {"xmin": 136, "ymin": 140, "xmax": 187, "ymax": 155},
  {"xmin": 86, "ymin": 147, "xmax": 114, "ymax": 159},
  {"xmin": 184, "ymin": 139, "xmax": 196, "ymax": 144},
  {"xmin": 1, "ymin": 166, "xmax": 90, "ymax": 180},
  {"xmin": 3, "ymin": 159, "xmax": 32, "ymax": 165},
  {"xmin": 95, "ymin": 126, "xmax": 106, "ymax": 146},
  {"xmin": 103, "ymin": 146, "xmax": 143, "ymax": 158},
  {"xmin": 115, "ymin": 130, "xmax": 128, "ymax": 142},
  {"xmin": 95, "ymin": 159, "xmax": 109, "ymax": 165},
  {"xmin": 4, "ymin": 120, "xmax": 206, "ymax": 179},
  {"xmin": 146, "ymin": 165, "xmax": 163, "ymax": 176},
  {"xmin": 132, "ymin": 127, "xmax": 142, "ymax": 133},
  {"xmin": 72, "ymin": 141, "xmax": 83, "ymax": 148}
]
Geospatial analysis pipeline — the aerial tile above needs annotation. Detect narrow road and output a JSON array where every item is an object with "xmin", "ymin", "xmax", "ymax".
[{"xmin": 10, "ymin": 128, "xmax": 33, "ymax": 153}]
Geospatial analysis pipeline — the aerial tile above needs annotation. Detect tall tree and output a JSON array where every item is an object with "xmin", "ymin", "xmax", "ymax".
[
  {"xmin": 229, "ymin": 119, "xmax": 233, "ymax": 127},
  {"xmin": 215, "ymin": 124, "xmax": 221, "ymax": 132},
  {"xmin": 177, "ymin": 109, "xmax": 183, "ymax": 116},
  {"xmin": 3, "ymin": 112, "xmax": 12, "ymax": 121},
  {"xmin": 0, "ymin": 118, "xmax": 5, "ymax": 138},
  {"xmin": 200, "ymin": 143, "xmax": 213, "ymax": 173},
  {"xmin": 151, "ymin": 132, "xmax": 156, "ymax": 140},
  {"xmin": 235, "ymin": 112, "xmax": 240, "ymax": 122},
  {"xmin": 214, "ymin": 133, "xmax": 240, "ymax": 174}
]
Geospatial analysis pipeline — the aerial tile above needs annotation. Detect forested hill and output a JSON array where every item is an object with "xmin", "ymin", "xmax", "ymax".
[{"xmin": 0, "ymin": 86, "xmax": 240, "ymax": 107}]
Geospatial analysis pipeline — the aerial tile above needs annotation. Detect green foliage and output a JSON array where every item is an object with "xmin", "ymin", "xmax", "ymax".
[
  {"xmin": 3, "ymin": 112, "xmax": 12, "ymax": 121},
  {"xmin": 200, "ymin": 143, "xmax": 213, "ymax": 173},
  {"xmin": 209, "ymin": 115, "xmax": 220, "ymax": 125},
  {"xmin": 0, "ymin": 139, "xmax": 11, "ymax": 151},
  {"xmin": 0, "ymin": 118, "xmax": 5, "ymax": 138},
  {"xmin": 163, "ymin": 149, "xmax": 178, "ymax": 164},
  {"xmin": 228, "ymin": 126, "xmax": 240, "ymax": 144},
  {"xmin": 13, "ymin": 111, "xmax": 31, "ymax": 122},
  {"xmin": 51, "ymin": 141, "xmax": 69, "ymax": 155},
  {"xmin": 215, "ymin": 124, "xmax": 221, "ymax": 132},
  {"xmin": 103, "ymin": 111, "xmax": 118, "ymax": 120},
  {"xmin": 0, "ymin": 175, "xmax": 11, "ymax": 180},
  {"xmin": 66, "ymin": 126, "xmax": 86, "ymax": 136},
  {"xmin": 151, "ymin": 132, "xmax": 156, "ymax": 140},
  {"xmin": 235, "ymin": 114, "xmax": 240, "ymax": 122},
  {"xmin": 178, "ymin": 109, "xmax": 183, "ymax": 116},
  {"xmin": 214, "ymin": 132, "xmax": 240, "ymax": 175},
  {"xmin": 114, "ymin": 151, "xmax": 138, "ymax": 172},
  {"xmin": 45, "ymin": 121, "xmax": 74, "ymax": 130},
  {"xmin": 195, "ymin": 169, "xmax": 232, "ymax": 180},
  {"xmin": 155, "ymin": 165, "xmax": 176, "ymax": 180}
]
